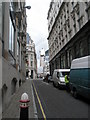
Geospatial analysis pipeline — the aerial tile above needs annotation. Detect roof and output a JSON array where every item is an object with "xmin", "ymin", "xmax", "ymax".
[
  {"xmin": 54, "ymin": 69, "xmax": 70, "ymax": 72},
  {"xmin": 71, "ymin": 56, "xmax": 90, "ymax": 69}
]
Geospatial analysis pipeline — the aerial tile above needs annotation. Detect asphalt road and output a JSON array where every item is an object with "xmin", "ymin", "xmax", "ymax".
[{"xmin": 32, "ymin": 79, "xmax": 89, "ymax": 119}]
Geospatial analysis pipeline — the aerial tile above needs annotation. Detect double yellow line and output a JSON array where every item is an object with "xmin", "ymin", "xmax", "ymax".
[{"xmin": 32, "ymin": 82, "xmax": 46, "ymax": 120}]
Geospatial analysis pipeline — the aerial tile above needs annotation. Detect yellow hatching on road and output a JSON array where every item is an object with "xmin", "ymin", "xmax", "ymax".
[{"xmin": 32, "ymin": 82, "xmax": 46, "ymax": 120}]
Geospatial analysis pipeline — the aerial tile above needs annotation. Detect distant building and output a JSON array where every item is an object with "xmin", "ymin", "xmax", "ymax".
[
  {"xmin": 26, "ymin": 34, "xmax": 37, "ymax": 79},
  {"xmin": 43, "ymin": 50, "xmax": 50, "ymax": 75},
  {"xmin": 39, "ymin": 49, "xmax": 50, "ymax": 77},
  {"xmin": 40, "ymin": 48, "xmax": 45, "ymax": 67},
  {"xmin": 37, "ymin": 66, "xmax": 43, "ymax": 78},
  {"xmin": 27, "ymin": 33, "xmax": 30, "ymax": 44},
  {"xmin": 47, "ymin": 1, "xmax": 90, "ymax": 75}
]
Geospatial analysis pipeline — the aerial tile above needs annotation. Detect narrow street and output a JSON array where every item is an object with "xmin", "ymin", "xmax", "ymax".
[
  {"xmin": 0, "ymin": 1, "xmax": 90, "ymax": 120},
  {"xmin": 32, "ymin": 79, "xmax": 89, "ymax": 119}
]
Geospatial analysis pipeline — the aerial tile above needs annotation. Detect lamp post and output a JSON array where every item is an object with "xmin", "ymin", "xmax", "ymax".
[{"xmin": 24, "ymin": 6, "xmax": 31, "ymax": 9}]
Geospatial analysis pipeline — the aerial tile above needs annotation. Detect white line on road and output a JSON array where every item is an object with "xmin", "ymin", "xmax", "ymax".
[
  {"xmin": 31, "ymin": 84, "xmax": 38, "ymax": 119},
  {"xmin": 32, "ymin": 82, "xmax": 46, "ymax": 120}
]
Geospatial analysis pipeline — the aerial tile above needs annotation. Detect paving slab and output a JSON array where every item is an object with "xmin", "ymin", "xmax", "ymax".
[{"xmin": 2, "ymin": 80, "xmax": 37, "ymax": 119}]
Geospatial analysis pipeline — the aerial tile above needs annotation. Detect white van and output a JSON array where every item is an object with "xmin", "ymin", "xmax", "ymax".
[{"xmin": 52, "ymin": 69, "xmax": 70, "ymax": 88}]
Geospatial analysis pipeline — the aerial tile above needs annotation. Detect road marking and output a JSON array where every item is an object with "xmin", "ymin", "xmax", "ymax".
[
  {"xmin": 32, "ymin": 82, "xmax": 46, "ymax": 120},
  {"xmin": 31, "ymin": 85, "xmax": 38, "ymax": 119}
]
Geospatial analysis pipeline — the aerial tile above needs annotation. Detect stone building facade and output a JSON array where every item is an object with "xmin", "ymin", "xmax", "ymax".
[
  {"xmin": 47, "ymin": 1, "xmax": 90, "ymax": 75},
  {"xmin": 0, "ymin": 1, "xmax": 27, "ymax": 115},
  {"xmin": 26, "ymin": 34, "xmax": 37, "ymax": 79},
  {"xmin": 40, "ymin": 48, "xmax": 45, "ymax": 67}
]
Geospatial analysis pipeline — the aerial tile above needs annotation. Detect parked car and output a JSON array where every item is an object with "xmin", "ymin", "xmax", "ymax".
[
  {"xmin": 48, "ymin": 75, "xmax": 53, "ymax": 83},
  {"xmin": 70, "ymin": 56, "xmax": 90, "ymax": 99},
  {"xmin": 52, "ymin": 69, "xmax": 70, "ymax": 88}
]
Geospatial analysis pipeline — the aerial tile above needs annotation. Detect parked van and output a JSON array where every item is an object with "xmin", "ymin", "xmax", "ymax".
[
  {"xmin": 70, "ymin": 56, "xmax": 90, "ymax": 99},
  {"xmin": 52, "ymin": 69, "xmax": 70, "ymax": 88}
]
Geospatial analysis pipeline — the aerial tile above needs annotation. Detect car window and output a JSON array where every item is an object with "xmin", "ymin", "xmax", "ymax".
[
  {"xmin": 57, "ymin": 72, "xmax": 59, "ymax": 78},
  {"xmin": 60, "ymin": 72, "xmax": 70, "ymax": 77}
]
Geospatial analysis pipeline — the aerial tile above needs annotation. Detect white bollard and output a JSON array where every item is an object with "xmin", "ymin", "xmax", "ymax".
[{"xmin": 19, "ymin": 93, "xmax": 30, "ymax": 120}]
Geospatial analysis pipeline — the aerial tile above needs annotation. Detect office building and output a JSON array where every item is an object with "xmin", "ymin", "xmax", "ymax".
[{"xmin": 47, "ymin": 1, "xmax": 90, "ymax": 75}]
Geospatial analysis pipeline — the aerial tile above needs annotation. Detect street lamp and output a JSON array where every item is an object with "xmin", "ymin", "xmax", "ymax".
[
  {"xmin": 12, "ymin": 5, "xmax": 31, "ymax": 20},
  {"xmin": 9, "ymin": 4, "xmax": 31, "ymax": 19},
  {"xmin": 24, "ymin": 6, "xmax": 31, "ymax": 10}
]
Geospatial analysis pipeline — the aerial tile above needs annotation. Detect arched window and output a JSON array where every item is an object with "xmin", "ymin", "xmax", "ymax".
[
  {"xmin": 11, "ymin": 78, "xmax": 17, "ymax": 95},
  {"xmin": 19, "ymin": 79, "xmax": 21, "ymax": 87},
  {"xmin": 2, "ymin": 84, "xmax": 7, "ymax": 110},
  {"xmin": 79, "ymin": 42, "xmax": 83, "ymax": 57}
]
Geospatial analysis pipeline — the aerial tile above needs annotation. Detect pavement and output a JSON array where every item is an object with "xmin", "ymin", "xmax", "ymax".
[{"xmin": 2, "ymin": 79, "xmax": 38, "ymax": 119}]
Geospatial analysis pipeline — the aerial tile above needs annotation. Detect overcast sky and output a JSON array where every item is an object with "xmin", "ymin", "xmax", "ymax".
[{"xmin": 26, "ymin": 0, "xmax": 51, "ymax": 60}]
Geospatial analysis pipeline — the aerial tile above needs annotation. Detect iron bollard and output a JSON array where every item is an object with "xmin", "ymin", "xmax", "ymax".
[{"xmin": 19, "ymin": 93, "xmax": 30, "ymax": 120}]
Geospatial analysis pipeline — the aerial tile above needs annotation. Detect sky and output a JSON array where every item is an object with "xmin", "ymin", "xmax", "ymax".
[{"xmin": 26, "ymin": 0, "xmax": 51, "ymax": 64}]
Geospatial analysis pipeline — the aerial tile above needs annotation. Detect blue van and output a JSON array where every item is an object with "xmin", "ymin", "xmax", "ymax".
[{"xmin": 70, "ymin": 56, "xmax": 90, "ymax": 99}]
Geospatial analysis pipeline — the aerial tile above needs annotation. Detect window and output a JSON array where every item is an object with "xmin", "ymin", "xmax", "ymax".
[
  {"xmin": 17, "ymin": 40, "xmax": 20, "ymax": 56},
  {"xmin": 8, "ymin": 5, "xmax": 16, "ymax": 65},
  {"xmin": 2, "ymin": 2, "xmax": 5, "ymax": 56},
  {"xmin": 67, "ymin": 51, "xmax": 70, "ymax": 67},
  {"xmin": 58, "ymin": 3, "xmax": 59, "ymax": 8},
  {"xmin": 17, "ymin": 40, "xmax": 20, "ymax": 64},
  {"xmin": 31, "ymin": 54, "xmax": 33, "ymax": 60},
  {"xmin": 74, "ymin": 44, "xmax": 79, "ymax": 58},
  {"xmin": 60, "ymin": 72, "xmax": 70, "ymax": 77},
  {"xmin": 31, "ymin": 61, "xmax": 33, "ymax": 67},
  {"xmin": 78, "ymin": 16, "xmax": 83, "ymax": 29},
  {"xmin": 66, "ymin": 35, "xmax": 68, "ymax": 42},
  {"xmin": 67, "ymin": 50, "xmax": 72, "ymax": 67},
  {"xmin": 61, "ymin": 55, "xmax": 65, "ymax": 68},
  {"xmin": 57, "ymin": 72, "xmax": 59, "ymax": 78},
  {"xmin": 73, "ymin": 24, "xmax": 77, "ymax": 33},
  {"xmin": 86, "ymin": 7, "xmax": 90, "ymax": 20},
  {"xmin": 69, "ymin": 50, "xmax": 72, "ymax": 66},
  {"xmin": 79, "ymin": 42, "xmax": 83, "ymax": 57},
  {"xmin": 62, "ymin": 39, "xmax": 64, "ymax": 45},
  {"xmin": 85, "ymin": 2, "xmax": 90, "ymax": 20},
  {"xmin": 72, "ymin": 2, "xmax": 74, "ymax": 7},
  {"xmin": 9, "ymin": 16, "xmax": 15, "ymax": 55},
  {"xmin": 68, "ymin": 30, "xmax": 72, "ymax": 39}
]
